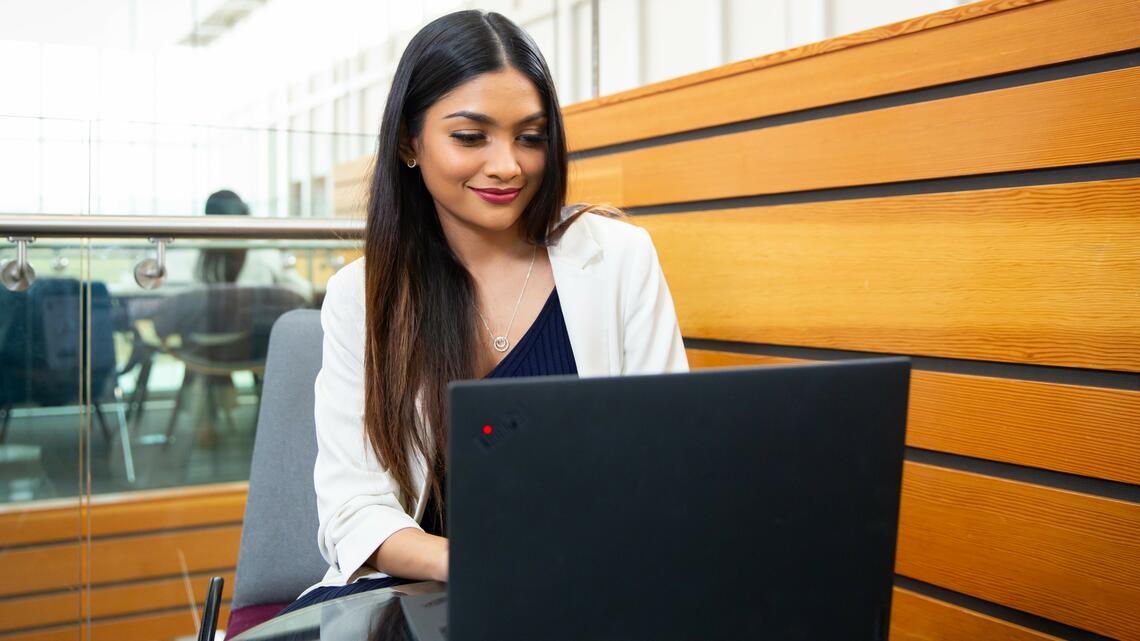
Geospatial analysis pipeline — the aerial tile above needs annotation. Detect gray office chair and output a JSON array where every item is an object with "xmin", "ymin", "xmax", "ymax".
[{"xmin": 223, "ymin": 309, "xmax": 329, "ymax": 638}]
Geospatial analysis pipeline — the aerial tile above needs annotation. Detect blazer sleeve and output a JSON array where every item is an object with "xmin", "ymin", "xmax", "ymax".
[
  {"xmin": 620, "ymin": 226, "xmax": 689, "ymax": 375},
  {"xmin": 313, "ymin": 266, "xmax": 423, "ymax": 579}
]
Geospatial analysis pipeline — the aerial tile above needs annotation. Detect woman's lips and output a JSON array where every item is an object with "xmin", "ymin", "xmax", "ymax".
[{"xmin": 470, "ymin": 187, "xmax": 521, "ymax": 205}]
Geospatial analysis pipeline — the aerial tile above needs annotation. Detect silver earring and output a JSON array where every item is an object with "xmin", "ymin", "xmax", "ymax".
[{"xmin": 406, "ymin": 158, "xmax": 417, "ymax": 168}]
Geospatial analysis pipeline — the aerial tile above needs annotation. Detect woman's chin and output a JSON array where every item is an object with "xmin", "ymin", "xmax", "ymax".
[{"xmin": 463, "ymin": 206, "xmax": 526, "ymax": 233}]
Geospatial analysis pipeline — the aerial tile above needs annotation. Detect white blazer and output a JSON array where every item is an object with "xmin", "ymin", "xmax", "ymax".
[{"xmin": 310, "ymin": 212, "xmax": 689, "ymax": 589}]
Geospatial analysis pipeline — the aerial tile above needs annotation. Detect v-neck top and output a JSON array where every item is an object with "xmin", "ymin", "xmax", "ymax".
[
  {"xmin": 421, "ymin": 287, "xmax": 578, "ymax": 536},
  {"xmin": 483, "ymin": 287, "xmax": 579, "ymax": 379}
]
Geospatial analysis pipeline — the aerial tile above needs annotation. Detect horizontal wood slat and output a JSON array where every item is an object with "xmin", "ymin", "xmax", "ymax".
[
  {"xmin": 0, "ymin": 571, "xmax": 235, "ymax": 633},
  {"xmin": 645, "ymin": 179, "xmax": 1140, "ymax": 372},
  {"xmin": 0, "ymin": 546, "xmax": 79, "ymax": 599},
  {"xmin": 685, "ymin": 349, "xmax": 1140, "ymax": 485},
  {"xmin": 897, "ymin": 462, "xmax": 1140, "ymax": 641},
  {"xmin": 564, "ymin": 0, "xmax": 1140, "ymax": 151},
  {"xmin": 91, "ymin": 602, "xmax": 231, "ymax": 638},
  {"xmin": 89, "ymin": 603, "xmax": 230, "ymax": 641},
  {"xmin": 0, "ymin": 525, "xmax": 241, "ymax": 598},
  {"xmin": 90, "ymin": 526, "xmax": 241, "ymax": 587},
  {"xmin": 890, "ymin": 587, "xmax": 1064, "ymax": 641},
  {"xmin": 907, "ymin": 370, "xmax": 1140, "ymax": 486},
  {"xmin": 0, "ymin": 482, "xmax": 247, "ymax": 547},
  {"xmin": 568, "ymin": 66, "xmax": 1140, "ymax": 208},
  {"xmin": 684, "ymin": 350, "xmax": 801, "ymax": 369},
  {"xmin": 0, "ymin": 603, "xmax": 234, "ymax": 641},
  {"xmin": 0, "ymin": 589, "xmax": 77, "ymax": 633},
  {"xmin": 0, "ymin": 503, "xmax": 81, "ymax": 549},
  {"xmin": 89, "ymin": 486, "xmax": 246, "ymax": 539}
]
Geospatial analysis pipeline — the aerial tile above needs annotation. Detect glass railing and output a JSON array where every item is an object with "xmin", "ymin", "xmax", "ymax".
[
  {"xmin": 0, "ymin": 217, "xmax": 363, "ymax": 640},
  {"xmin": 2, "ymin": 237, "xmax": 358, "ymax": 502}
]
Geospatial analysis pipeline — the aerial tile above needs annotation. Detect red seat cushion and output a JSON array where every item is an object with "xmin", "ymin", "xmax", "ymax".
[{"xmin": 224, "ymin": 602, "xmax": 290, "ymax": 639}]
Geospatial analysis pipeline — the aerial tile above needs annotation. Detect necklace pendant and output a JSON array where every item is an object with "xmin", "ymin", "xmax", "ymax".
[{"xmin": 493, "ymin": 336, "xmax": 510, "ymax": 352}]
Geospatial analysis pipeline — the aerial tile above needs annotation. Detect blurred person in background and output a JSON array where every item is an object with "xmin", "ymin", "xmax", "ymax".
[{"xmin": 196, "ymin": 189, "xmax": 314, "ymax": 303}]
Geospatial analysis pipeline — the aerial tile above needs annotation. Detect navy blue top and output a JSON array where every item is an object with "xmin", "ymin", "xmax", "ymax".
[
  {"xmin": 484, "ymin": 287, "xmax": 578, "ymax": 379},
  {"xmin": 421, "ymin": 288, "xmax": 577, "ymax": 535}
]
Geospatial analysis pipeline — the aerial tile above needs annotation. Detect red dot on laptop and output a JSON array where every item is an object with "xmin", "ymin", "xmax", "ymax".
[{"xmin": 483, "ymin": 425, "xmax": 493, "ymax": 435}]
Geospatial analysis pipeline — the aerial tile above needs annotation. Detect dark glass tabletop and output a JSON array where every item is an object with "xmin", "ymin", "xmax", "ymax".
[{"xmin": 231, "ymin": 581, "xmax": 447, "ymax": 641}]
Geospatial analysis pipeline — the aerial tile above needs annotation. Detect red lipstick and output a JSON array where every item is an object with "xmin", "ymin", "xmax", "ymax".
[{"xmin": 470, "ymin": 187, "xmax": 521, "ymax": 204}]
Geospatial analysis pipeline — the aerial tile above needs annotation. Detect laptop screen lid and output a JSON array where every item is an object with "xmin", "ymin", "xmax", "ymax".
[{"xmin": 447, "ymin": 357, "xmax": 909, "ymax": 641}]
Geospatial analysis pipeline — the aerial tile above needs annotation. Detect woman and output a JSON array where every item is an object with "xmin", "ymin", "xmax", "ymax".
[
  {"xmin": 196, "ymin": 189, "xmax": 314, "ymax": 304},
  {"xmin": 284, "ymin": 9, "xmax": 687, "ymax": 613}
]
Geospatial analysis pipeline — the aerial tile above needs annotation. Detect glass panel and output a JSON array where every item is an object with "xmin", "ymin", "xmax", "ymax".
[
  {"xmin": 75, "ymin": 238, "xmax": 358, "ymax": 496},
  {"xmin": 0, "ymin": 240, "xmax": 87, "ymax": 639},
  {"xmin": 0, "ymin": 242, "xmax": 89, "ymax": 504},
  {"xmin": 0, "ymin": 235, "xmax": 356, "ymax": 639}
]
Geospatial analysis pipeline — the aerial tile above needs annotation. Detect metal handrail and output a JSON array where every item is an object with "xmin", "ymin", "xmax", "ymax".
[{"xmin": 0, "ymin": 214, "xmax": 365, "ymax": 239}]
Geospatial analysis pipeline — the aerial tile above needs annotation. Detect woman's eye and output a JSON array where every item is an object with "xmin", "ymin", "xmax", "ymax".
[
  {"xmin": 518, "ymin": 134, "xmax": 548, "ymax": 146},
  {"xmin": 450, "ymin": 132, "xmax": 485, "ymax": 145}
]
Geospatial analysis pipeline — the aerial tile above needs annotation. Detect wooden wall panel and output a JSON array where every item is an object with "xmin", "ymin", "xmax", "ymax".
[
  {"xmin": 0, "ymin": 482, "xmax": 246, "ymax": 547},
  {"xmin": 563, "ymin": 0, "xmax": 1140, "ymax": 151},
  {"xmin": 90, "ymin": 572, "xmax": 234, "ymax": 623},
  {"xmin": 0, "ymin": 606, "xmax": 234, "ymax": 641},
  {"xmin": 0, "ymin": 544, "xmax": 81, "ymax": 597},
  {"xmin": 0, "ymin": 571, "xmax": 235, "ymax": 632},
  {"xmin": 89, "ymin": 603, "xmax": 231, "ymax": 641},
  {"xmin": 907, "ymin": 370, "xmax": 1140, "ymax": 486},
  {"xmin": 88, "ymin": 484, "xmax": 246, "ymax": 537},
  {"xmin": 0, "ymin": 485, "xmax": 246, "ymax": 639},
  {"xmin": 569, "ymin": 67, "xmax": 1140, "ymax": 208},
  {"xmin": 0, "ymin": 588, "xmax": 80, "ymax": 634},
  {"xmin": 0, "ymin": 526, "xmax": 240, "ymax": 597},
  {"xmin": 0, "ymin": 625, "xmax": 81, "ymax": 641},
  {"xmin": 684, "ymin": 350, "xmax": 801, "ymax": 369},
  {"xmin": 890, "ymin": 588, "xmax": 1064, "ymax": 641},
  {"xmin": 89, "ymin": 526, "xmax": 241, "ymax": 586},
  {"xmin": 897, "ymin": 462, "xmax": 1140, "ymax": 641},
  {"xmin": 589, "ymin": 0, "xmax": 1140, "ymax": 637},
  {"xmin": 686, "ymin": 350, "xmax": 1140, "ymax": 486},
  {"xmin": 643, "ymin": 179, "xmax": 1140, "ymax": 372},
  {"xmin": 0, "ymin": 500, "xmax": 81, "ymax": 547}
]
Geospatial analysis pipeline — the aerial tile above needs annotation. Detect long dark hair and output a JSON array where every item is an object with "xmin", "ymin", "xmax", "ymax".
[
  {"xmin": 197, "ymin": 190, "xmax": 249, "ymax": 283},
  {"xmin": 363, "ymin": 11, "xmax": 569, "ymax": 519}
]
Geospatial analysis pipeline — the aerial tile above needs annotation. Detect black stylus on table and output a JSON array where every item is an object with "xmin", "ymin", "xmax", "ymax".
[{"xmin": 198, "ymin": 576, "xmax": 225, "ymax": 641}]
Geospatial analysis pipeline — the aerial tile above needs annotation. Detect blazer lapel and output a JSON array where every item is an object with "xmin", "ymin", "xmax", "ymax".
[{"xmin": 549, "ymin": 219, "xmax": 613, "ymax": 377}]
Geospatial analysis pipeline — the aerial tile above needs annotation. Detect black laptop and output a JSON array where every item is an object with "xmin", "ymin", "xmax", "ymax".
[{"xmin": 404, "ymin": 357, "xmax": 910, "ymax": 641}]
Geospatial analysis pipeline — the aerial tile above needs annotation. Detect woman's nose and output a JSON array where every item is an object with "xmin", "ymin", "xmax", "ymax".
[{"xmin": 483, "ymin": 140, "xmax": 521, "ymax": 182}]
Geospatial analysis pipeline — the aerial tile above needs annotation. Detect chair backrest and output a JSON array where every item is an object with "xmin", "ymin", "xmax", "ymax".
[
  {"xmin": 150, "ymin": 285, "xmax": 306, "ymax": 363},
  {"xmin": 0, "ymin": 278, "xmax": 116, "ymax": 406},
  {"xmin": 232, "ymin": 309, "xmax": 328, "ymax": 608}
]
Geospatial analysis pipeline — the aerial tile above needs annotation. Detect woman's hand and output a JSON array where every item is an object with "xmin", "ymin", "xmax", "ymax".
[{"xmin": 371, "ymin": 528, "xmax": 449, "ymax": 583}]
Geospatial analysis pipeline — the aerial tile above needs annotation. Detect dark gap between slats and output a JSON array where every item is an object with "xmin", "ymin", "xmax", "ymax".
[
  {"xmin": 624, "ymin": 160, "xmax": 1140, "ymax": 216},
  {"xmin": 682, "ymin": 338, "xmax": 1140, "ymax": 392},
  {"xmin": 905, "ymin": 447, "xmax": 1140, "ymax": 504},
  {"xmin": 894, "ymin": 575, "xmax": 1118, "ymax": 641}
]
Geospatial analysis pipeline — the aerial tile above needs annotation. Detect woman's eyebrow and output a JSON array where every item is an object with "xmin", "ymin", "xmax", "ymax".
[{"xmin": 443, "ymin": 110, "xmax": 546, "ymax": 125}]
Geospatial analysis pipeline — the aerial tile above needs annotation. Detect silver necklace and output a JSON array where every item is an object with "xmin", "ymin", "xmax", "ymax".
[{"xmin": 476, "ymin": 246, "xmax": 537, "ymax": 353}]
